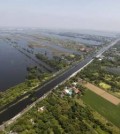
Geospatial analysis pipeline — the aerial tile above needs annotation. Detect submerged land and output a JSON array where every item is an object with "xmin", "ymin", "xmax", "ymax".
[{"xmin": 0, "ymin": 29, "xmax": 120, "ymax": 134}]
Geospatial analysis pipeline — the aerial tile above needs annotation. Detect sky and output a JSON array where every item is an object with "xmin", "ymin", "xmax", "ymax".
[{"xmin": 0, "ymin": 0, "xmax": 120, "ymax": 32}]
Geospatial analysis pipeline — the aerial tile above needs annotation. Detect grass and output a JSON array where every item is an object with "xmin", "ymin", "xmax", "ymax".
[
  {"xmin": 0, "ymin": 79, "xmax": 40, "ymax": 109},
  {"xmin": 99, "ymin": 82, "xmax": 111, "ymax": 90},
  {"xmin": 81, "ymin": 90, "xmax": 120, "ymax": 128}
]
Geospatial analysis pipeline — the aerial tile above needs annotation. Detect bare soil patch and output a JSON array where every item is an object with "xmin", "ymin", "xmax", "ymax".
[{"xmin": 84, "ymin": 82, "xmax": 120, "ymax": 105}]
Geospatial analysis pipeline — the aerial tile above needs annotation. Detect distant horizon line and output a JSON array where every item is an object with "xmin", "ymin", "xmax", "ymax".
[{"xmin": 0, "ymin": 26, "xmax": 119, "ymax": 34}]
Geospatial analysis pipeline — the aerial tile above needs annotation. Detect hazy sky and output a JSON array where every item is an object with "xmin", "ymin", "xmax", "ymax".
[{"xmin": 0, "ymin": 0, "xmax": 120, "ymax": 31}]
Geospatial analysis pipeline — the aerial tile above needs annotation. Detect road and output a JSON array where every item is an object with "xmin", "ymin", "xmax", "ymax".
[{"xmin": 0, "ymin": 38, "xmax": 119, "ymax": 125}]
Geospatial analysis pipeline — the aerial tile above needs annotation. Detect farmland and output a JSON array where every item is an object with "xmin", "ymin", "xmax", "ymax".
[
  {"xmin": 81, "ymin": 89, "xmax": 120, "ymax": 128},
  {"xmin": 0, "ymin": 30, "xmax": 112, "ymax": 113},
  {"xmin": 0, "ymin": 29, "xmax": 119, "ymax": 133},
  {"xmin": 3, "ymin": 79, "xmax": 120, "ymax": 134},
  {"xmin": 83, "ymin": 82, "xmax": 120, "ymax": 105},
  {"xmin": 80, "ymin": 57, "xmax": 120, "ymax": 98}
]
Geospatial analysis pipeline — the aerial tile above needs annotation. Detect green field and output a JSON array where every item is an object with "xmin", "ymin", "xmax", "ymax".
[{"xmin": 81, "ymin": 90, "xmax": 120, "ymax": 128}]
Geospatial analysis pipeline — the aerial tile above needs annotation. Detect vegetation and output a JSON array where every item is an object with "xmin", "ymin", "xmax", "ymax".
[
  {"xmin": 1, "ymin": 59, "xmax": 119, "ymax": 134},
  {"xmin": 36, "ymin": 53, "xmax": 68, "ymax": 70},
  {"xmin": 4, "ymin": 80, "xmax": 119, "ymax": 134},
  {"xmin": 81, "ymin": 89, "xmax": 120, "ymax": 128},
  {"xmin": 0, "ymin": 66, "xmax": 52, "ymax": 110},
  {"xmin": 0, "ymin": 36, "xmax": 119, "ymax": 133},
  {"xmin": 79, "ymin": 42, "xmax": 120, "ymax": 97},
  {"xmin": 79, "ymin": 59, "xmax": 120, "ymax": 94},
  {"xmin": 36, "ymin": 53, "xmax": 82, "ymax": 71},
  {"xmin": 0, "ymin": 79, "xmax": 39, "ymax": 110}
]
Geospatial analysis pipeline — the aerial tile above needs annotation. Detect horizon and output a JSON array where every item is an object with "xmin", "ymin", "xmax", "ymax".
[{"xmin": 0, "ymin": 0, "xmax": 120, "ymax": 32}]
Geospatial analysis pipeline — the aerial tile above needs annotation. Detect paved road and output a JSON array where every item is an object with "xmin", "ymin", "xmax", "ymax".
[{"xmin": 0, "ymin": 39, "xmax": 119, "ymax": 125}]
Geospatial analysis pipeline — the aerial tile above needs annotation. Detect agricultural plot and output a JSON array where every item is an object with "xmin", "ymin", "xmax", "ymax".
[
  {"xmin": 80, "ymin": 59, "xmax": 120, "ymax": 97},
  {"xmin": 84, "ymin": 82, "xmax": 120, "ymax": 105},
  {"xmin": 81, "ymin": 90, "xmax": 120, "ymax": 128}
]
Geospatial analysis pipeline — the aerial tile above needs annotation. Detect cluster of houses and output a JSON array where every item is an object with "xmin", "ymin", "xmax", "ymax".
[
  {"xmin": 111, "ymin": 47, "xmax": 120, "ymax": 56},
  {"xmin": 97, "ymin": 54, "xmax": 115, "ymax": 62},
  {"xmin": 79, "ymin": 46, "xmax": 93, "ymax": 53},
  {"xmin": 98, "ymin": 55, "xmax": 104, "ymax": 61},
  {"xmin": 61, "ymin": 82, "xmax": 81, "ymax": 97}
]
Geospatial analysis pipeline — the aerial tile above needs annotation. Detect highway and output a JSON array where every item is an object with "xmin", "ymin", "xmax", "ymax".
[{"xmin": 0, "ymin": 38, "xmax": 119, "ymax": 126}]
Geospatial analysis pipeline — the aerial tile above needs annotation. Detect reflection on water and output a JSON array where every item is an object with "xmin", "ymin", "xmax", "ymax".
[
  {"xmin": 0, "ymin": 39, "xmax": 35, "ymax": 91},
  {"xmin": 0, "ymin": 29, "xmax": 111, "ymax": 91}
]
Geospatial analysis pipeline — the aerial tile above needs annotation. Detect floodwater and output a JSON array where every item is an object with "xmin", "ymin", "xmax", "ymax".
[
  {"xmin": 0, "ymin": 33, "xmax": 81, "ymax": 91},
  {"xmin": 0, "ymin": 39, "xmax": 36, "ymax": 91},
  {"xmin": 0, "ymin": 29, "xmax": 107, "ymax": 91},
  {"xmin": 39, "ymin": 31, "xmax": 103, "ymax": 45},
  {"xmin": 0, "ymin": 37, "xmax": 117, "ymax": 125}
]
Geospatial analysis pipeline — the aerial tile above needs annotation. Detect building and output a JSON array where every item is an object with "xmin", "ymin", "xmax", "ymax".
[
  {"xmin": 72, "ymin": 87, "xmax": 80, "ymax": 94},
  {"xmin": 38, "ymin": 106, "xmax": 45, "ymax": 112},
  {"xmin": 64, "ymin": 88, "xmax": 73, "ymax": 96}
]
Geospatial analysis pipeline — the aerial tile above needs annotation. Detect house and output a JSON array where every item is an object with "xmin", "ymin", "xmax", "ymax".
[
  {"xmin": 107, "ymin": 56, "xmax": 115, "ymax": 61},
  {"xmin": 38, "ymin": 106, "xmax": 45, "ymax": 112},
  {"xmin": 98, "ymin": 55, "xmax": 104, "ymax": 61},
  {"xmin": 72, "ymin": 87, "xmax": 80, "ymax": 94},
  {"xmin": 80, "ymin": 47, "xmax": 86, "ymax": 52},
  {"xmin": 72, "ymin": 82, "xmax": 77, "ymax": 86},
  {"xmin": 78, "ymin": 78, "xmax": 86, "ymax": 84},
  {"xmin": 98, "ymin": 58, "xmax": 102, "ymax": 61},
  {"xmin": 64, "ymin": 88, "xmax": 73, "ymax": 96}
]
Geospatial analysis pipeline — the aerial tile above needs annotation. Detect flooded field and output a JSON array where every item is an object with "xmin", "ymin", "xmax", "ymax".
[
  {"xmin": 0, "ymin": 29, "xmax": 114, "ymax": 91},
  {"xmin": 0, "ymin": 38, "xmax": 37, "ymax": 91}
]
